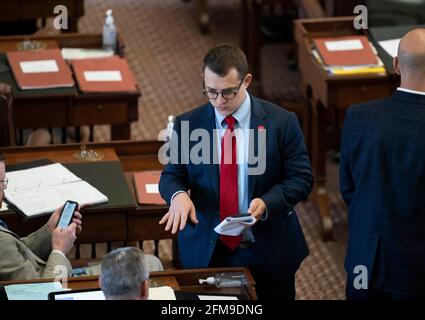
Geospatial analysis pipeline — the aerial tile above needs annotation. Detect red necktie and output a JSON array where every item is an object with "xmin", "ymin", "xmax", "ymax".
[{"xmin": 220, "ymin": 116, "xmax": 241, "ymax": 250}]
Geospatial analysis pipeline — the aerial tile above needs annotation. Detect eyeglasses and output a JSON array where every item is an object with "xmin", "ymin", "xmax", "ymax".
[
  {"xmin": 202, "ymin": 78, "xmax": 244, "ymax": 100},
  {"xmin": 0, "ymin": 178, "xmax": 8, "ymax": 190}
]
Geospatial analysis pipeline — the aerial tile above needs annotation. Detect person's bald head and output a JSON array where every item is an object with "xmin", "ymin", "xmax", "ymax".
[{"xmin": 394, "ymin": 28, "xmax": 425, "ymax": 81}]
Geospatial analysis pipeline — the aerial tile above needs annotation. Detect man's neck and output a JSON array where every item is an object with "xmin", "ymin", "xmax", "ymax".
[{"xmin": 399, "ymin": 79, "xmax": 425, "ymax": 93}]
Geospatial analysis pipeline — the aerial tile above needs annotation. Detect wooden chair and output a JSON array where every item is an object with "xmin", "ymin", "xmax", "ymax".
[
  {"xmin": 0, "ymin": 83, "xmax": 16, "ymax": 147},
  {"xmin": 0, "ymin": 82, "xmax": 51, "ymax": 147}
]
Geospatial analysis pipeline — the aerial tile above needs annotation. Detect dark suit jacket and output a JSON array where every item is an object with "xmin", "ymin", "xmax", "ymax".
[
  {"xmin": 159, "ymin": 95, "xmax": 313, "ymax": 282},
  {"xmin": 340, "ymin": 90, "xmax": 425, "ymax": 296}
]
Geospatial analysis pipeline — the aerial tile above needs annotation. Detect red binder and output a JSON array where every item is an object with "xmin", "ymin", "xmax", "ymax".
[
  {"xmin": 71, "ymin": 56, "xmax": 138, "ymax": 93},
  {"xmin": 133, "ymin": 170, "xmax": 166, "ymax": 205},
  {"xmin": 313, "ymin": 35, "xmax": 378, "ymax": 66},
  {"xmin": 7, "ymin": 48, "xmax": 74, "ymax": 89}
]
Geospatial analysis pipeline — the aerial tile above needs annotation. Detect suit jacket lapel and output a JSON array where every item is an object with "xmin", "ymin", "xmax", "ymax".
[
  {"xmin": 248, "ymin": 95, "xmax": 268, "ymax": 201},
  {"xmin": 200, "ymin": 104, "xmax": 220, "ymax": 205}
]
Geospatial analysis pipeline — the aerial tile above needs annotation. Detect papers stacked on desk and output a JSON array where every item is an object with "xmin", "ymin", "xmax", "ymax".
[
  {"xmin": 4, "ymin": 163, "xmax": 108, "ymax": 218},
  {"xmin": 5, "ymin": 282, "xmax": 67, "ymax": 300},
  {"xmin": 312, "ymin": 35, "xmax": 386, "ymax": 76},
  {"xmin": 377, "ymin": 38, "xmax": 401, "ymax": 58}
]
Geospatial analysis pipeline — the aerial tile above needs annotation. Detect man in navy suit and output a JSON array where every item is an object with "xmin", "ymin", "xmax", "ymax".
[
  {"xmin": 159, "ymin": 44, "xmax": 313, "ymax": 300},
  {"xmin": 340, "ymin": 29, "xmax": 425, "ymax": 299}
]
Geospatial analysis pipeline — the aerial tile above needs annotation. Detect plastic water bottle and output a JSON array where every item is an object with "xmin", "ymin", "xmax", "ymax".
[
  {"xmin": 103, "ymin": 9, "xmax": 117, "ymax": 51},
  {"xmin": 159, "ymin": 115, "xmax": 174, "ymax": 142},
  {"xmin": 165, "ymin": 115, "xmax": 174, "ymax": 142},
  {"xmin": 199, "ymin": 272, "xmax": 247, "ymax": 288}
]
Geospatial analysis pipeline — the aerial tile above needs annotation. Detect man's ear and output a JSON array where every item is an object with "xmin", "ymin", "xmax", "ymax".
[
  {"xmin": 393, "ymin": 57, "xmax": 401, "ymax": 75},
  {"xmin": 244, "ymin": 73, "xmax": 252, "ymax": 88},
  {"xmin": 140, "ymin": 279, "xmax": 149, "ymax": 300}
]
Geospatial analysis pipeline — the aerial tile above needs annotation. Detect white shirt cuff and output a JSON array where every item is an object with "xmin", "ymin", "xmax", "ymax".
[
  {"xmin": 171, "ymin": 190, "xmax": 186, "ymax": 202},
  {"xmin": 52, "ymin": 250, "xmax": 67, "ymax": 259}
]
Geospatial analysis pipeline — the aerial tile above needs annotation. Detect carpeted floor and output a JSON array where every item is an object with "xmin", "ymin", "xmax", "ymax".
[{"xmin": 62, "ymin": 0, "xmax": 349, "ymax": 299}]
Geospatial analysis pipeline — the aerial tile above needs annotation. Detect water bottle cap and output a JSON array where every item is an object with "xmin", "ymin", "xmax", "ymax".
[{"xmin": 105, "ymin": 9, "xmax": 114, "ymax": 25}]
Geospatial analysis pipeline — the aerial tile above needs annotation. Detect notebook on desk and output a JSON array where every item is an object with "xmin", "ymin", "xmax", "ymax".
[
  {"xmin": 6, "ymin": 48, "xmax": 75, "ymax": 90},
  {"xmin": 313, "ymin": 35, "xmax": 378, "ymax": 66},
  {"xmin": 4, "ymin": 163, "xmax": 108, "ymax": 218},
  {"xmin": 0, "ymin": 53, "xmax": 77, "ymax": 98},
  {"xmin": 71, "ymin": 56, "xmax": 138, "ymax": 93},
  {"xmin": 133, "ymin": 170, "xmax": 166, "ymax": 205}
]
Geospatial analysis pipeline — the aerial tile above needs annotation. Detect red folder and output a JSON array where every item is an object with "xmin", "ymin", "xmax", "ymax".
[
  {"xmin": 7, "ymin": 48, "xmax": 74, "ymax": 89},
  {"xmin": 313, "ymin": 35, "xmax": 378, "ymax": 66},
  {"xmin": 133, "ymin": 170, "xmax": 166, "ymax": 205},
  {"xmin": 71, "ymin": 56, "xmax": 138, "ymax": 93}
]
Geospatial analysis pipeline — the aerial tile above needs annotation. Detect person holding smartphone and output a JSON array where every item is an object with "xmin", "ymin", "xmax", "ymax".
[{"xmin": 0, "ymin": 154, "xmax": 83, "ymax": 281}]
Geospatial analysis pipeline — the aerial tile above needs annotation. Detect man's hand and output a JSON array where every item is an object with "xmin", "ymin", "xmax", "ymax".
[
  {"xmin": 248, "ymin": 198, "xmax": 267, "ymax": 220},
  {"xmin": 47, "ymin": 205, "xmax": 82, "ymax": 234},
  {"xmin": 52, "ymin": 222, "xmax": 77, "ymax": 255},
  {"xmin": 159, "ymin": 192, "xmax": 198, "ymax": 234}
]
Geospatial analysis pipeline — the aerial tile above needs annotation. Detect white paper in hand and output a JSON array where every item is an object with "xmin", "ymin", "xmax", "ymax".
[{"xmin": 214, "ymin": 215, "xmax": 256, "ymax": 236}]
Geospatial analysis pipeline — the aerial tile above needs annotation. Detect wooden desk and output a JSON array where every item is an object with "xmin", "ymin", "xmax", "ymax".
[
  {"xmin": 0, "ymin": 33, "xmax": 140, "ymax": 144},
  {"xmin": 0, "ymin": 0, "xmax": 84, "ymax": 33},
  {"xmin": 294, "ymin": 17, "xmax": 399, "ymax": 240},
  {"xmin": 0, "ymin": 267, "xmax": 257, "ymax": 300},
  {"xmin": 0, "ymin": 141, "xmax": 174, "ymax": 259}
]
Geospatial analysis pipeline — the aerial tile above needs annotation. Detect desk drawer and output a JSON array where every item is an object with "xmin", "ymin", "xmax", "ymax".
[
  {"xmin": 331, "ymin": 79, "xmax": 392, "ymax": 109},
  {"xmin": 14, "ymin": 99, "xmax": 67, "ymax": 129},
  {"xmin": 69, "ymin": 100, "xmax": 129, "ymax": 126}
]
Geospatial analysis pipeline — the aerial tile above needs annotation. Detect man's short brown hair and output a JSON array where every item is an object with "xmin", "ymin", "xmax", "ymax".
[{"xmin": 203, "ymin": 44, "xmax": 248, "ymax": 79}]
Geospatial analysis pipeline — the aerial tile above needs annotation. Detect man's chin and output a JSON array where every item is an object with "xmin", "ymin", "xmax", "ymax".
[{"xmin": 214, "ymin": 106, "xmax": 231, "ymax": 115}]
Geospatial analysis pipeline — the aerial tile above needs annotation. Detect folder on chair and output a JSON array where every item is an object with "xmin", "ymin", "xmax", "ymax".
[
  {"xmin": 133, "ymin": 170, "xmax": 166, "ymax": 205},
  {"xmin": 6, "ymin": 48, "xmax": 74, "ymax": 90}
]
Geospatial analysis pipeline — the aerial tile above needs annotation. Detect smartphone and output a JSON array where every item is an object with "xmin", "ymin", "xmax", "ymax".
[{"xmin": 57, "ymin": 200, "xmax": 79, "ymax": 229}]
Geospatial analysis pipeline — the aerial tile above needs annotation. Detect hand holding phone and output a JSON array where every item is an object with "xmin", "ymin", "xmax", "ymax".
[{"xmin": 57, "ymin": 200, "xmax": 79, "ymax": 229}]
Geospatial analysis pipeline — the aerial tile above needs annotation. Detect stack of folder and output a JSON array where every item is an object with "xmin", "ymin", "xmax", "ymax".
[{"xmin": 311, "ymin": 35, "xmax": 386, "ymax": 76}]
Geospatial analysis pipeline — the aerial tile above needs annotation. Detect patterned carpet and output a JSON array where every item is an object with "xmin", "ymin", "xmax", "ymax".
[{"xmin": 63, "ymin": 0, "xmax": 348, "ymax": 299}]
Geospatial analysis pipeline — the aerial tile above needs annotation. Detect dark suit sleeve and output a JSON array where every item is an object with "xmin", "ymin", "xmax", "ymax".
[
  {"xmin": 159, "ymin": 115, "xmax": 189, "ymax": 205},
  {"xmin": 339, "ymin": 109, "xmax": 355, "ymax": 208},
  {"xmin": 260, "ymin": 113, "xmax": 314, "ymax": 217}
]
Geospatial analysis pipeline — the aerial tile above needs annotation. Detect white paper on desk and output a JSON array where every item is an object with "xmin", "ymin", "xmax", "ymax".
[
  {"xmin": 325, "ymin": 39, "xmax": 363, "ymax": 52},
  {"xmin": 20, "ymin": 59, "xmax": 59, "ymax": 73},
  {"xmin": 5, "ymin": 281, "xmax": 67, "ymax": 300},
  {"xmin": 214, "ymin": 216, "xmax": 256, "ymax": 236},
  {"xmin": 378, "ymin": 38, "xmax": 401, "ymax": 58},
  {"xmin": 61, "ymin": 48, "xmax": 114, "ymax": 60},
  {"xmin": 148, "ymin": 286, "xmax": 176, "ymax": 300},
  {"xmin": 84, "ymin": 70, "xmax": 122, "ymax": 82},
  {"xmin": 145, "ymin": 183, "xmax": 159, "ymax": 194}
]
